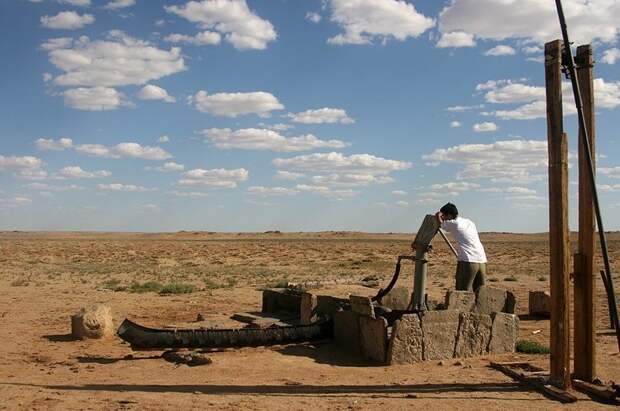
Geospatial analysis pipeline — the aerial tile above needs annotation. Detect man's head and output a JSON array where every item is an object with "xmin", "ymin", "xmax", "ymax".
[{"xmin": 440, "ymin": 203, "xmax": 458, "ymax": 220}]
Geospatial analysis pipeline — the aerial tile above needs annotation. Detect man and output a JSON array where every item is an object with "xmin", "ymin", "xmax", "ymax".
[{"xmin": 436, "ymin": 202, "xmax": 487, "ymax": 292}]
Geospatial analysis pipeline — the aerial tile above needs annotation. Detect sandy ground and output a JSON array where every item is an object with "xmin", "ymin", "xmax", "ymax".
[{"xmin": 0, "ymin": 231, "xmax": 619, "ymax": 410}]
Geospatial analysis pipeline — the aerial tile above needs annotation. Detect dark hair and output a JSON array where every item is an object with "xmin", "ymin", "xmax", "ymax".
[{"xmin": 440, "ymin": 202, "xmax": 458, "ymax": 216}]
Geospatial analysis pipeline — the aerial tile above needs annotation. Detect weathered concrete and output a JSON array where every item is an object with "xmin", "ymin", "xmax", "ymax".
[
  {"xmin": 474, "ymin": 286, "xmax": 516, "ymax": 315},
  {"xmin": 381, "ymin": 287, "xmax": 410, "ymax": 310},
  {"xmin": 316, "ymin": 295, "xmax": 348, "ymax": 318},
  {"xmin": 421, "ymin": 310, "xmax": 461, "ymax": 360},
  {"xmin": 349, "ymin": 295, "xmax": 375, "ymax": 318},
  {"xmin": 300, "ymin": 292, "xmax": 318, "ymax": 325},
  {"xmin": 359, "ymin": 316, "xmax": 388, "ymax": 363},
  {"xmin": 262, "ymin": 289, "xmax": 301, "ymax": 314},
  {"xmin": 333, "ymin": 310, "xmax": 361, "ymax": 355},
  {"xmin": 445, "ymin": 290, "xmax": 475, "ymax": 312},
  {"xmin": 387, "ymin": 314, "xmax": 424, "ymax": 364},
  {"xmin": 71, "ymin": 303, "xmax": 114, "ymax": 339},
  {"xmin": 488, "ymin": 312, "xmax": 519, "ymax": 354},
  {"xmin": 529, "ymin": 291, "xmax": 551, "ymax": 317},
  {"xmin": 454, "ymin": 312, "xmax": 492, "ymax": 358}
]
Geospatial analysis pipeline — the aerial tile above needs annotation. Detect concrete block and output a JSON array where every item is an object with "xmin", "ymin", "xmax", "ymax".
[
  {"xmin": 349, "ymin": 295, "xmax": 375, "ymax": 318},
  {"xmin": 421, "ymin": 310, "xmax": 461, "ymax": 361},
  {"xmin": 381, "ymin": 286, "xmax": 411, "ymax": 310},
  {"xmin": 316, "ymin": 295, "xmax": 348, "ymax": 318},
  {"xmin": 488, "ymin": 312, "xmax": 519, "ymax": 354},
  {"xmin": 528, "ymin": 291, "xmax": 550, "ymax": 317},
  {"xmin": 300, "ymin": 293, "xmax": 318, "ymax": 325},
  {"xmin": 474, "ymin": 286, "xmax": 516, "ymax": 315},
  {"xmin": 71, "ymin": 303, "xmax": 114, "ymax": 339},
  {"xmin": 454, "ymin": 312, "xmax": 492, "ymax": 358},
  {"xmin": 445, "ymin": 290, "xmax": 475, "ymax": 312},
  {"xmin": 387, "ymin": 314, "xmax": 423, "ymax": 364},
  {"xmin": 359, "ymin": 316, "xmax": 388, "ymax": 363},
  {"xmin": 262, "ymin": 289, "xmax": 301, "ymax": 314},
  {"xmin": 333, "ymin": 310, "xmax": 361, "ymax": 355}
]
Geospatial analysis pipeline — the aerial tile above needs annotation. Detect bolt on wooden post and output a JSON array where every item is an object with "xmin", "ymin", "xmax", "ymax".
[{"xmin": 545, "ymin": 39, "xmax": 571, "ymax": 390}]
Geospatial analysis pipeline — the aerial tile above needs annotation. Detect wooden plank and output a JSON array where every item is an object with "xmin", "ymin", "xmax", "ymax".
[
  {"xmin": 545, "ymin": 39, "xmax": 571, "ymax": 390},
  {"xmin": 413, "ymin": 214, "xmax": 440, "ymax": 248},
  {"xmin": 572, "ymin": 379, "xmax": 618, "ymax": 402},
  {"xmin": 574, "ymin": 44, "xmax": 597, "ymax": 382}
]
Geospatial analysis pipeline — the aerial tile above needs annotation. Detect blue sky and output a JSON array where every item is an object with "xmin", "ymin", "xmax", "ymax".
[{"xmin": 1, "ymin": 0, "xmax": 619, "ymax": 232}]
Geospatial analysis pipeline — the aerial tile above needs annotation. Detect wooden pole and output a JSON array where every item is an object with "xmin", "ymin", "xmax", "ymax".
[
  {"xmin": 573, "ymin": 44, "xmax": 596, "ymax": 382},
  {"xmin": 545, "ymin": 39, "xmax": 571, "ymax": 390}
]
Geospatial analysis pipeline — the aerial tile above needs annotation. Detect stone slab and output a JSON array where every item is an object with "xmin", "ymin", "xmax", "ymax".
[
  {"xmin": 454, "ymin": 312, "xmax": 492, "ymax": 358},
  {"xmin": 528, "ymin": 291, "xmax": 551, "ymax": 317},
  {"xmin": 349, "ymin": 295, "xmax": 375, "ymax": 318},
  {"xmin": 333, "ymin": 310, "xmax": 361, "ymax": 355},
  {"xmin": 381, "ymin": 287, "xmax": 411, "ymax": 311},
  {"xmin": 387, "ymin": 314, "xmax": 423, "ymax": 364},
  {"xmin": 488, "ymin": 312, "xmax": 519, "ymax": 354},
  {"xmin": 359, "ymin": 316, "xmax": 388, "ymax": 363},
  {"xmin": 316, "ymin": 295, "xmax": 348, "ymax": 318},
  {"xmin": 262, "ymin": 289, "xmax": 301, "ymax": 314},
  {"xmin": 421, "ymin": 310, "xmax": 461, "ymax": 361},
  {"xmin": 300, "ymin": 293, "xmax": 318, "ymax": 325},
  {"xmin": 445, "ymin": 290, "xmax": 475, "ymax": 312},
  {"xmin": 474, "ymin": 286, "xmax": 517, "ymax": 315}
]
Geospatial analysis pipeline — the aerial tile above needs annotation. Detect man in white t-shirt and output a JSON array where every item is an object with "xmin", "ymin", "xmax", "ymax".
[{"xmin": 436, "ymin": 202, "xmax": 487, "ymax": 292}]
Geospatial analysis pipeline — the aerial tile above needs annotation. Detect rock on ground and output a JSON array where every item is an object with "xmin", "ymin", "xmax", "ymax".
[
  {"xmin": 71, "ymin": 303, "xmax": 114, "ymax": 339},
  {"xmin": 387, "ymin": 314, "xmax": 424, "ymax": 364}
]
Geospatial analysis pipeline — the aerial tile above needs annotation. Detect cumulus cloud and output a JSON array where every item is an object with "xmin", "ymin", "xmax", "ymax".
[
  {"xmin": 103, "ymin": 0, "xmax": 136, "ymax": 10},
  {"xmin": 58, "ymin": 166, "xmax": 111, "ymax": 178},
  {"xmin": 310, "ymin": 173, "xmax": 393, "ymax": 187},
  {"xmin": 137, "ymin": 84, "xmax": 176, "ymax": 103},
  {"xmin": 58, "ymin": 0, "xmax": 91, "ymax": 6},
  {"xmin": 445, "ymin": 104, "xmax": 484, "ymax": 112},
  {"xmin": 423, "ymin": 139, "xmax": 548, "ymax": 183},
  {"xmin": 392, "ymin": 190, "xmax": 407, "ymax": 196},
  {"xmin": 439, "ymin": 0, "xmax": 620, "ymax": 45},
  {"xmin": 601, "ymin": 48, "xmax": 620, "ymax": 65},
  {"xmin": 327, "ymin": 0, "xmax": 435, "ymax": 45},
  {"xmin": 146, "ymin": 162, "xmax": 185, "ymax": 172},
  {"xmin": 41, "ymin": 11, "xmax": 94, "ymax": 30},
  {"xmin": 168, "ymin": 190, "xmax": 209, "ymax": 198},
  {"xmin": 25, "ymin": 182, "xmax": 83, "ymax": 191},
  {"xmin": 158, "ymin": 135, "xmax": 170, "ymax": 143},
  {"xmin": 75, "ymin": 142, "xmax": 172, "ymax": 160},
  {"xmin": 0, "ymin": 196, "xmax": 33, "ymax": 209},
  {"xmin": 295, "ymin": 184, "xmax": 357, "ymax": 198},
  {"xmin": 275, "ymin": 170, "xmax": 304, "ymax": 181},
  {"xmin": 436, "ymin": 31, "xmax": 475, "ymax": 48},
  {"xmin": 472, "ymin": 122, "xmax": 498, "ymax": 132},
  {"xmin": 478, "ymin": 186, "xmax": 537, "ymax": 194},
  {"xmin": 165, "ymin": 0, "xmax": 277, "ymax": 50},
  {"xmin": 599, "ymin": 166, "xmax": 620, "ymax": 178},
  {"xmin": 189, "ymin": 90, "xmax": 283, "ymax": 117},
  {"xmin": 62, "ymin": 87, "xmax": 128, "ymax": 111},
  {"xmin": 178, "ymin": 168, "xmax": 249, "ymax": 188},
  {"xmin": 248, "ymin": 186, "xmax": 300, "ymax": 196},
  {"xmin": 450, "ymin": 121, "xmax": 462, "ymax": 128},
  {"xmin": 164, "ymin": 31, "xmax": 222, "ymax": 46},
  {"xmin": 199, "ymin": 128, "xmax": 348, "ymax": 152},
  {"xmin": 287, "ymin": 108, "xmax": 355, "ymax": 124},
  {"xmin": 35, "ymin": 137, "xmax": 73, "ymax": 151},
  {"xmin": 273, "ymin": 152, "xmax": 412, "ymax": 176},
  {"xmin": 484, "ymin": 45, "xmax": 516, "ymax": 56},
  {"xmin": 0, "ymin": 155, "xmax": 43, "ymax": 171},
  {"xmin": 44, "ymin": 31, "xmax": 185, "ymax": 87},
  {"xmin": 306, "ymin": 12, "xmax": 322, "ymax": 23},
  {"xmin": 98, "ymin": 183, "xmax": 155, "ymax": 192}
]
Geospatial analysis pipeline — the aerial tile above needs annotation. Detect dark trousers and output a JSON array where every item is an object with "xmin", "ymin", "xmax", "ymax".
[{"xmin": 455, "ymin": 261, "xmax": 486, "ymax": 292}]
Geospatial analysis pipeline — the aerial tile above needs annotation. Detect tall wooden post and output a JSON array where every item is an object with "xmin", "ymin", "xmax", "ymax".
[
  {"xmin": 573, "ymin": 44, "xmax": 596, "ymax": 382},
  {"xmin": 545, "ymin": 39, "xmax": 571, "ymax": 390}
]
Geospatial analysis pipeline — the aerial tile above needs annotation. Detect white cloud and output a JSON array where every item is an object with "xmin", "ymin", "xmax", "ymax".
[
  {"xmin": 599, "ymin": 184, "xmax": 620, "ymax": 193},
  {"xmin": 445, "ymin": 104, "xmax": 484, "ymax": 112},
  {"xmin": 275, "ymin": 170, "xmax": 305, "ymax": 181},
  {"xmin": 164, "ymin": 31, "xmax": 222, "ymax": 46},
  {"xmin": 0, "ymin": 196, "xmax": 33, "ymax": 208},
  {"xmin": 158, "ymin": 135, "xmax": 170, "ymax": 143},
  {"xmin": 97, "ymin": 183, "xmax": 155, "ymax": 192},
  {"xmin": 45, "ymin": 31, "xmax": 185, "ymax": 87},
  {"xmin": 199, "ymin": 128, "xmax": 348, "ymax": 152},
  {"xmin": 423, "ymin": 139, "xmax": 548, "ymax": 183},
  {"xmin": 472, "ymin": 122, "xmax": 498, "ymax": 132},
  {"xmin": 178, "ymin": 168, "xmax": 249, "ymax": 188},
  {"xmin": 287, "ymin": 108, "xmax": 355, "ymax": 124},
  {"xmin": 169, "ymin": 190, "xmax": 209, "ymax": 198},
  {"xmin": 189, "ymin": 90, "xmax": 284, "ymax": 117},
  {"xmin": 165, "ymin": 0, "xmax": 277, "ymax": 50},
  {"xmin": 43, "ymin": 73, "xmax": 53, "ymax": 82},
  {"xmin": 392, "ymin": 190, "xmax": 407, "ymax": 196},
  {"xmin": 484, "ymin": 45, "xmax": 516, "ymax": 56},
  {"xmin": 41, "ymin": 11, "xmax": 94, "ymax": 30},
  {"xmin": 59, "ymin": 0, "xmax": 91, "ymax": 6},
  {"xmin": 327, "ymin": 0, "xmax": 435, "ymax": 45},
  {"xmin": 295, "ymin": 184, "xmax": 357, "ymax": 198},
  {"xmin": 62, "ymin": 87, "xmax": 128, "ymax": 111},
  {"xmin": 35, "ymin": 137, "xmax": 73, "ymax": 151},
  {"xmin": 439, "ymin": 0, "xmax": 620, "ymax": 45},
  {"xmin": 522, "ymin": 45, "xmax": 542, "ymax": 54},
  {"xmin": 273, "ymin": 152, "xmax": 412, "ymax": 176},
  {"xmin": 0, "ymin": 155, "xmax": 43, "ymax": 171},
  {"xmin": 478, "ymin": 186, "xmax": 537, "ymax": 195},
  {"xmin": 75, "ymin": 142, "xmax": 172, "ymax": 160},
  {"xmin": 147, "ymin": 162, "xmax": 185, "ymax": 172},
  {"xmin": 601, "ymin": 48, "xmax": 620, "ymax": 65},
  {"xmin": 599, "ymin": 166, "xmax": 620, "ymax": 178},
  {"xmin": 310, "ymin": 173, "xmax": 393, "ymax": 187},
  {"xmin": 436, "ymin": 31, "xmax": 475, "ymax": 48},
  {"xmin": 26, "ymin": 182, "xmax": 83, "ymax": 191},
  {"xmin": 429, "ymin": 182, "xmax": 481, "ymax": 193},
  {"xmin": 306, "ymin": 12, "xmax": 322, "ymax": 23},
  {"xmin": 58, "ymin": 166, "xmax": 111, "ymax": 178},
  {"xmin": 396, "ymin": 200, "xmax": 409, "ymax": 207},
  {"xmin": 258, "ymin": 123, "xmax": 294, "ymax": 131},
  {"xmin": 103, "ymin": 0, "xmax": 136, "ymax": 10},
  {"xmin": 450, "ymin": 121, "xmax": 462, "ymax": 128},
  {"xmin": 248, "ymin": 186, "xmax": 300, "ymax": 196},
  {"xmin": 137, "ymin": 84, "xmax": 176, "ymax": 103}
]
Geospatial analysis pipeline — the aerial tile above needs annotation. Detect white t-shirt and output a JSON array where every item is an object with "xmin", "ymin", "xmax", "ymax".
[{"xmin": 441, "ymin": 216, "xmax": 487, "ymax": 263}]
